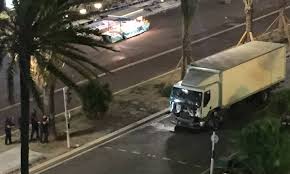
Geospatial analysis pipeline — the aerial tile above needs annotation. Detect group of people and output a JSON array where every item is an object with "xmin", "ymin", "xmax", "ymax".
[{"xmin": 4, "ymin": 109, "xmax": 50, "ymax": 145}]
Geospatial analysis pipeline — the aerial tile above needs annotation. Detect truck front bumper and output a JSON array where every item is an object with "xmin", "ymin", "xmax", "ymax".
[{"xmin": 174, "ymin": 115, "xmax": 205, "ymax": 129}]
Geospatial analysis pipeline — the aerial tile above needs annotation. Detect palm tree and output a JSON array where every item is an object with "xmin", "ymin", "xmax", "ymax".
[
  {"xmin": 0, "ymin": 0, "xmax": 112, "ymax": 173},
  {"xmin": 30, "ymin": 53, "xmax": 60, "ymax": 139},
  {"xmin": 179, "ymin": 0, "xmax": 199, "ymax": 79}
]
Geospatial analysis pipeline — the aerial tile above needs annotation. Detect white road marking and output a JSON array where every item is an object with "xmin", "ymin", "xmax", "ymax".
[
  {"xmin": 131, "ymin": 151, "xmax": 141, "ymax": 155},
  {"xmin": 118, "ymin": 148, "xmax": 127, "ymax": 152},
  {"xmin": 177, "ymin": 161, "xmax": 188, "ymax": 165},
  {"xmin": 151, "ymin": 122, "xmax": 175, "ymax": 132},
  {"xmin": 200, "ymin": 168, "xmax": 210, "ymax": 174},
  {"xmin": 194, "ymin": 164, "xmax": 202, "ymax": 168},
  {"xmin": 104, "ymin": 146, "xmax": 113, "ymax": 150},
  {"xmin": 162, "ymin": 157, "xmax": 171, "ymax": 161},
  {"xmin": 0, "ymin": 6, "xmax": 288, "ymax": 114}
]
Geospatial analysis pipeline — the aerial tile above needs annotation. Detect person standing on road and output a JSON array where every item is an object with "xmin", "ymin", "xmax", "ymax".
[
  {"xmin": 30, "ymin": 109, "xmax": 39, "ymax": 141},
  {"xmin": 40, "ymin": 115, "xmax": 49, "ymax": 143},
  {"xmin": 4, "ymin": 117, "xmax": 13, "ymax": 145}
]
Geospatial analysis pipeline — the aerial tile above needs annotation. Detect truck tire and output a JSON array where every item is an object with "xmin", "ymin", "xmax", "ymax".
[
  {"xmin": 255, "ymin": 90, "xmax": 270, "ymax": 105},
  {"xmin": 207, "ymin": 111, "xmax": 224, "ymax": 130}
]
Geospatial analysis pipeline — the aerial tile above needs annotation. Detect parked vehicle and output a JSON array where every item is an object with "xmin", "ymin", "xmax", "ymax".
[
  {"xmin": 86, "ymin": 15, "xmax": 150, "ymax": 43},
  {"xmin": 170, "ymin": 41, "xmax": 286, "ymax": 129}
]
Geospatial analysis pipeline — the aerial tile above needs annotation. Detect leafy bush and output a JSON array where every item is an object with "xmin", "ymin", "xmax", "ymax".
[
  {"xmin": 235, "ymin": 118, "xmax": 290, "ymax": 174},
  {"xmin": 80, "ymin": 81, "xmax": 112, "ymax": 119},
  {"xmin": 266, "ymin": 89, "xmax": 290, "ymax": 116}
]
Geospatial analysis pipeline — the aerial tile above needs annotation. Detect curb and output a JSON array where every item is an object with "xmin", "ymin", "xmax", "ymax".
[{"xmin": 29, "ymin": 108, "xmax": 170, "ymax": 174}]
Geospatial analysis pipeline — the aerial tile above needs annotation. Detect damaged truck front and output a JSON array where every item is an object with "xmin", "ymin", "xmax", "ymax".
[{"xmin": 170, "ymin": 41, "xmax": 286, "ymax": 130}]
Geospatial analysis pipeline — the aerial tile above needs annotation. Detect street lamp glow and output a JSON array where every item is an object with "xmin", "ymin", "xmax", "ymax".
[
  {"xmin": 5, "ymin": 0, "xmax": 13, "ymax": 9},
  {"xmin": 94, "ymin": 3, "xmax": 102, "ymax": 9},
  {"xmin": 79, "ymin": 8, "xmax": 87, "ymax": 15},
  {"xmin": 160, "ymin": 0, "xmax": 164, "ymax": 2}
]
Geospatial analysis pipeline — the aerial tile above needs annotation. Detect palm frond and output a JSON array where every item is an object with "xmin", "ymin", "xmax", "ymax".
[
  {"xmin": 66, "ymin": 57, "xmax": 99, "ymax": 78},
  {"xmin": 35, "ymin": 53, "xmax": 80, "ymax": 94},
  {"xmin": 27, "ymin": 71, "xmax": 44, "ymax": 112},
  {"xmin": 42, "ymin": 46, "xmax": 111, "ymax": 74},
  {"xmin": 59, "ymin": 56, "xmax": 94, "ymax": 80}
]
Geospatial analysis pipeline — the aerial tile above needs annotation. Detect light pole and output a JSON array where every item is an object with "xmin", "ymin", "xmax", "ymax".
[
  {"xmin": 63, "ymin": 87, "xmax": 71, "ymax": 148},
  {"xmin": 94, "ymin": 3, "xmax": 102, "ymax": 10},
  {"xmin": 210, "ymin": 129, "xmax": 219, "ymax": 174}
]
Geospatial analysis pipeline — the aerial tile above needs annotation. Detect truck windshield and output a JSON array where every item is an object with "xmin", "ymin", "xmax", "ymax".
[{"xmin": 171, "ymin": 87, "xmax": 202, "ymax": 107}]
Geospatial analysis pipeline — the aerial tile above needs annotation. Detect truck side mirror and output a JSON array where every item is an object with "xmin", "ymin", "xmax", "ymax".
[{"xmin": 203, "ymin": 91, "xmax": 211, "ymax": 107}]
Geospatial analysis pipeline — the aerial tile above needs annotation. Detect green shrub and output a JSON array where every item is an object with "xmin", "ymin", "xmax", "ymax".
[
  {"xmin": 236, "ymin": 118, "xmax": 290, "ymax": 174},
  {"xmin": 267, "ymin": 89, "xmax": 290, "ymax": 116},
  {"xmin": 80, "ymin": 81, "xmax": 112, "ymax": 119}
]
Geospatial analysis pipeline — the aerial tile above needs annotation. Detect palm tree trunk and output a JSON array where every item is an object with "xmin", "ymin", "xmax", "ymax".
[
  {"xmin": 48, "ymin": 79, "xmax": 57, "ymax": 139},
  {"xmin": 181, "ymin": 21, "xmax": 192, "ymax": 79},
  {"xmin": 245, "ymin": 5, "xmax": 253, "ymax": 41},
  {"xmin": 19, "ymin": 55, "xmax": 31, "ymax": 174},
  {"xmin": 180, "ymin": 0, "xmax": 197, "ymax": 79}
]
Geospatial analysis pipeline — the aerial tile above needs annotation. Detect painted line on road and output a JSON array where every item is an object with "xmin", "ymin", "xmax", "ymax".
[
  {"xmin": 162, "ymin": 157, "xmax": 171, "ymax": 161},
  {"xmin": 177, "ymin": 161, "xmax": 188, "ymax": 165},
  {"xmin": 31, "ymin": 112, "xmax": 170, "ymax": 174},
  {"xmin": 194, "ymin": 164, "xmax": 202, "ymax": 168},
  {"xmin": 104, "ymin": 146, "xmax": 113, "ymax": 150},
  {"xmin": 118, "ymin": 148, "xmax": 127, "ymax": 152},
  {"xmin": 199, "ymin": 151, "xmax": 239, "ymax": 174},
  {"xmin": 131, "ymin": 151, "xmax": 141, "ymax": 155},
  {"xmin": 0, "ymin": 6, "xmax": 288, "ymax": 114}
]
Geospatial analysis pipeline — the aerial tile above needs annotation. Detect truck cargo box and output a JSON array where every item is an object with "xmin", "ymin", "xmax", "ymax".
[{"xmin": 188, "ymin": 41, "xmax": 286, "ymax": 107}]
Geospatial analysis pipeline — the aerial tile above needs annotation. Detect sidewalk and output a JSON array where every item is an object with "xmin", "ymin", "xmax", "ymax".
[{"xmin": 0, "ymin": 147, "xmax": 44, "ymax": 174}]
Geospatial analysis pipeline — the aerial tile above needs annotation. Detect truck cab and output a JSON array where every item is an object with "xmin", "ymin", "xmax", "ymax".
[{"xmin": 170, "ymin": 66, "xmax": 220, "ymax": 129}]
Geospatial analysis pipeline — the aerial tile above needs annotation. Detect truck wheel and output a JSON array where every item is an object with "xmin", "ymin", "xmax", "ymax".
[
  {"xmin": 255, "ymin": 90, "xmax": 270, "ymax": 105},
  {"xmin": 261, "ymin": 91, "xmax": 270, "ymax": 103},
  {"xmin": 208, "ymin": 111, "xmax": 223, "ymax": 130}
]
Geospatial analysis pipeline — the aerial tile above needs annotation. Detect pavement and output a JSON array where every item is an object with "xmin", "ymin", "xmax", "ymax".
[
  {"xmin": 0, "ymin": 147, "xmax": 44, "ymax": 174},
  {"xmin": 0, "ymin": 0, "xmax": 281, "ymax": 134}
]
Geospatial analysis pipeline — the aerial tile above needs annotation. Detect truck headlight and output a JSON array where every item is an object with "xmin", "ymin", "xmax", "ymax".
[
  {"xmin": 195, "ymin": 108, "xmax": 201, "ymax": 117},
  {"xmin": 170, "ymin": 102, "xmax": 174, "ymax": 112},
  {"xmin": 176, "ymin": 103, "xmax": 181, "ymax": 113}
]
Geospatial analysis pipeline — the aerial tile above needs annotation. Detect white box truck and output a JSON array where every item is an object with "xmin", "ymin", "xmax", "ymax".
[{"xmin": 170, "ymin": 41, "xmax": 286, "ymax": 129}]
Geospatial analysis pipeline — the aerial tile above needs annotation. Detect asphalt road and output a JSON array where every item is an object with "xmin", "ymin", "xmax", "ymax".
[
  {"xmin": 0, "ymin": 0, "xmax": 284, "ymax": 129},
  {"xmin": 40, "ymin": 115, "xmax": 233, "ymax": 174}
]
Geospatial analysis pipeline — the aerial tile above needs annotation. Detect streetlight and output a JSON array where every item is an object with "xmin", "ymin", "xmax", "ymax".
[
  {"xmin": 5, "ymin": 0, "xmax": 13, "ymax": 9},
  {"xmin": 94, "ymin": 3, "xmax": 102, "ymax": 10},
  {"xmin": 160, "ymin": 0, "xmax": 164, "ymax": 2},
  {"xmin": 63, "ymin": 87, "xmax": 71, "ymax": 149},
  {"xmin": 79, "ymin": 8, "xmax": 87, "ymax": 15}
]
